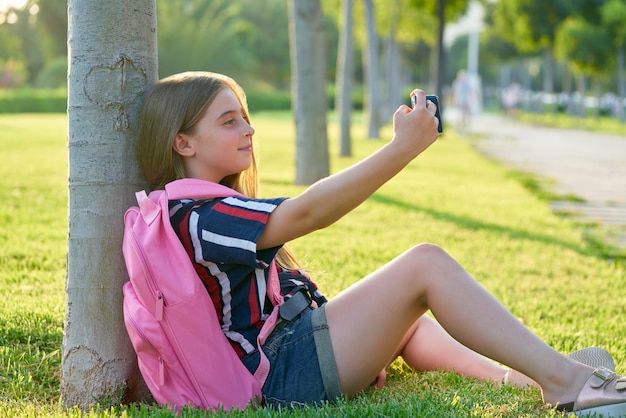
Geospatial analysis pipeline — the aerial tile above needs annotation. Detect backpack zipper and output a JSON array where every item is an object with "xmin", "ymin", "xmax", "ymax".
[
  {"xmin": 127, "ymin": 309, "xmax": 166, "ymax": 386},
  {"xmin": 128, "ymin": 225, "xmax": 166, "ymax": 321}
]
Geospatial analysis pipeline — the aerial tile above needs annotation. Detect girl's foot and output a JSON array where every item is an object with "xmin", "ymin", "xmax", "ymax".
[{"xmin": 555, "ymin": 367, "xmax": 626, "ymax": 417}]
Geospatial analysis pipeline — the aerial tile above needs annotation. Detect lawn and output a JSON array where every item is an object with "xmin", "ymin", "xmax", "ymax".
[{"xmin": 1, "ymin": 112, "xmax": 625, "ymax": 417}]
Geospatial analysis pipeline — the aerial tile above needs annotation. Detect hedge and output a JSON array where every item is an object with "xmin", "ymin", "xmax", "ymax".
[
  {"xmin": 0, "ymin": 88, "xmax": 68, "ymax": 113},
  {"xmin": 0, "ymin": 87, "xmax": 365, "ymax": 114}
]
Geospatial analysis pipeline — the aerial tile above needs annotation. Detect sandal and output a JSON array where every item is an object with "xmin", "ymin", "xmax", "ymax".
[
  {"xmin": 567, "ymin": 347, "xmax": 615, "ymax": 371},
  {"xmin": 557, "ymin": 367, "xmax": 626, "ymax": 416}
]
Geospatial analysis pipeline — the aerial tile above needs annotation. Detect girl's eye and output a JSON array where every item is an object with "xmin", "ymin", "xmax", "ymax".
[{"xmin": 224, "ymin": 119, "xmax": 235, "ymax": 125}]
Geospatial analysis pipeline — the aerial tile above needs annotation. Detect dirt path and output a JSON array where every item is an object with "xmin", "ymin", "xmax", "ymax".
[{"xmin": 457, "ymin": 111, "xmax": 626, "ymax": 248}]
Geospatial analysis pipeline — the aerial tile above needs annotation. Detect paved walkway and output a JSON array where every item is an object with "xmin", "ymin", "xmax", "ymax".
[{"xmin": 450, "ymin": 110, "xmax": 626, "ymax": 249}]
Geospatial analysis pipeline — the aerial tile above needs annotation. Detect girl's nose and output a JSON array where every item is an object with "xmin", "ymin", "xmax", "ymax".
[{"xmin": 246, "ymin": 122, "xmax": 255, "ymax": 136}]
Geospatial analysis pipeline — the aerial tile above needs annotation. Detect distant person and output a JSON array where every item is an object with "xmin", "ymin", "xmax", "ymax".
[
  {"xmin": 502, "ymin": 81, "xmax": 521, "ymax": 117},
  {"xmin": 133, "ymin": 71, "xmax": 626, "ymax": 416},
  {"xmin": 451, "ymin": 70, "xmax": 473, "ymax": 132}
]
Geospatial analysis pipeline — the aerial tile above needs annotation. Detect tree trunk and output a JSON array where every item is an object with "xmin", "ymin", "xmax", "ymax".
[
  {"xmin": 543, "ymin": 47, "xmax": 554, "ymax": 94},
  {"xmin": 363, "ymin": 0, "xmax": 381, "ymax": 139},
  {"xmin": 576, "ymin": 75, "xmax": 587, "ymax": 118},
  {"xmin": 543, "ymin": 47, "xmax": 555, "ymax": 115},
  {"xmin": 384, "ymin": 0, "xmax": 402, "ymax": 118},
  {"xmin": 289, "ymin": 0, "xmax": 329, "ymax": 185},
  {"xmin": 617, "ymin": 46, "xmax": 625, "ymax": 123},
  {"xmin": 335, "ymin": 0, "xmax": 354, "ymax": 157},
  {"xmin": 63, "ymin": 0, "xmax": 157, "ymax": 408},
  {"xmin": 435, "ymin": 0, "xmax": 446, "ymax": 105},
  {"xmin": 593, "ymin": 77, "xmax": 601, "ymax": 120},
  {"xmin": 384, "ymin": 37, "xmax": 402, "ymax": 116}
]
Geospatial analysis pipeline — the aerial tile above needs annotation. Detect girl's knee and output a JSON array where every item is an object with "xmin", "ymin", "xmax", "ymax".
[
  {"xmin": 407, "ymin": 243, "xmax": 449, "ymax": 262},
  {"xmin": 404, "ymin": 243, "xmax": 461, "ymax": 277}
]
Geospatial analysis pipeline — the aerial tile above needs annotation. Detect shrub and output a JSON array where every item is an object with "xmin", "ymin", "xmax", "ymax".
[
  {"xmin": 0, "ymin": 88, "xmax": 67, "ymax": 113},
  {"xmin": 35, "ymin": 58, "xmax": 68, "ymax": 88}
]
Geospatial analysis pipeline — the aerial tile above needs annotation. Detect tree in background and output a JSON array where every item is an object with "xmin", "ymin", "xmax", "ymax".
[
  {"xmin": 36, "ymin": 0, "xmax": 66, "ymax": 58},
  {"xmin": 477, "ymin": 2, "xmax": 523, "ymax": 86},
  {"xmin": 156, "ymin": 0, "xmax": 255, "ymax": 81},
  {"xmin": 0, "ymin": 6, "xmax": 27, "ymax": 86},
  {"xmin": 492, "ymin": 0, "xmax": 571, "ymax": 96},
  {"xmin": 601, "ymin": 0, "xmax": 626, "ymax": 122},
  {"xmin": 239, "ymin": 0, "xmax": 292, "ymax": 89},
  {"xmin": 362, "ymin": 0, "xmax": 382, "ymax": 138},
  {"xmin": 0, "ymin": 2, "xmax": 44, "ymax": 85},
  {"xmin": 34, "ymin": 0, "xmax": 68, "ymax": 87},
  {"xmin": 381, "ymin": 0, "xmax": 403, "ymax": 119},
  {"xmin": 408, "ymin": 0, "xmax": 469, "ymax": 100},
  {"xmin": 63, "ymin": 0, "xmax": 156, "ymax": 408},
  {"xmin": 0, "ymin": 0, "xmax": 67, "ymax": 86},
  {"xmin": 334, "ymin": 0, "xmax": 355, "ymax": 156},
  {"xmin": 289, "ymin": 0, "xmax": 330, "ymax": 185},
  {"xmin": 555, "ymin": 1, "xmax": 615, "ymax": 119}
]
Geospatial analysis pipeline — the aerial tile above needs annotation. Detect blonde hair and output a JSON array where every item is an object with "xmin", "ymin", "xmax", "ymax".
[{"xmin": 136, "ymin": 71, "xmax": 301, "ymax": 270}]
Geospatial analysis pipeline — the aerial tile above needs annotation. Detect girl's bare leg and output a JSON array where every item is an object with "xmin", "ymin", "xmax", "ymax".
[
  {"xmin": 324, "ymin": 243, "xmax": 593, "ymax": 406},
  {"xmin": 392, "ymin": 315, "xmax": 538, "ymax": 388}
]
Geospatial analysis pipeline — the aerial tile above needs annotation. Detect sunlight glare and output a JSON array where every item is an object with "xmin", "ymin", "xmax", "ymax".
[{"xmin": 0, "ymin": 0, "xmax": 28, "ymax": 14}]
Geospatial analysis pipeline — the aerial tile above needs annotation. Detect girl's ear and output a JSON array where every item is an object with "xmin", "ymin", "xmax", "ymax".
[{"xmin": 172, "ymin": 133, "xmax": 194, "ymax": 157}]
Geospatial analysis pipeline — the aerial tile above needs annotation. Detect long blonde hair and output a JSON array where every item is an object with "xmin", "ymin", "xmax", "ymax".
[{"xmin": 136, "ymin": 71, "xmax": 301, "ymax": 270}]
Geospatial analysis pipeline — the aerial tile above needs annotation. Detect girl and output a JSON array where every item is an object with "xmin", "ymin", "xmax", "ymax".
[{"xmin": 135, "ymin": 71, "xmax": 626, "ymax": 416}]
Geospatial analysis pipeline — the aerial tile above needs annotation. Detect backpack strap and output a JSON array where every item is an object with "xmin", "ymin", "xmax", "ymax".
[
  {"xmin": 254, "ymin": 262, "xmax": 284, "ymax": 383},
  {"xmin": 164, "ymin": 178, "xmax": 242, "ymax": 200}
]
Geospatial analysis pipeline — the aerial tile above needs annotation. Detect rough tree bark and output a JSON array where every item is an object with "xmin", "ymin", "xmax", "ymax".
[{"xmin": 63, "ymin": 0, "xmax": 157, "ymax": 408}]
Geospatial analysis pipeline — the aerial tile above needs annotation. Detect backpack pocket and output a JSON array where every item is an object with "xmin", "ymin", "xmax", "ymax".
[{"xmin": 123, "ymin": 282, "xmax": 201, "ymax": 408}]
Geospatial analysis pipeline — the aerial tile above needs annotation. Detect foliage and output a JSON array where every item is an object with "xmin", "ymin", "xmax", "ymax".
[
  {"xmin": 1, "ymin": 113, "xmax": 625, "ymax": 416},
  {"xmin": 156, "ymin": 0, "xmax": 254, "ymax": 81},
  {"xmin": 35, "ymin": 0, "xmax": 67, "ymax": 59},
  {"xmin": 492, "ymin": 0, "xmax": 572, "ymax": 54},
  {"xmin": 3, "ymin": 0, "xmax": 626, "ymax": 99},
  {"xmin": 601, "ymin": 0, "xmax": 626, "ymax": 47},
  {"xmin": 237, "ymin": 0, "xmax": 291, "ymax": 89},
  {"xmin": 3, "ymin": 2, "xmax": 45, "ymax": 85},
  {"xmin": 0, "ymin": 58, "xmax": 27, "ymax": 87},
  {"xmin": 554, "ymin": 17, "xmax": 614, "ymax": 77},
  {"xmin": 34, "ymin": 56, "xmax": 66, "ymax": 88},
  {"xmin": 0, "ymin": 15, "xmax": 24, "ymax": 63}
]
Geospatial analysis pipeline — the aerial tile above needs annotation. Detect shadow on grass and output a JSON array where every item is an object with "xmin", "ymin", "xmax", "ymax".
[{"xmin": 370, "ymin": 192, "xmax": 621, "ymax": 263}]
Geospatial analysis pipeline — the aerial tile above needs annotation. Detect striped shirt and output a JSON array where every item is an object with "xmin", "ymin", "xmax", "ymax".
[{"xmin": 169, "ymin": 196, "xmax": 327, "ymax": 363}]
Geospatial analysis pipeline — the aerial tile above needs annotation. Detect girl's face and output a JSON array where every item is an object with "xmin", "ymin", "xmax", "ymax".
[{"xmin": 175, "ymin": 88, "xmax": 255, "ymax": 183}]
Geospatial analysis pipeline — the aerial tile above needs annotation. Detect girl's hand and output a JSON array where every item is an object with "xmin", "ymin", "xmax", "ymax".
[
  {"xmin": 390, "ymin": 89, "xmax": 439, "ymax": 158},
  {"xmin": 370, "ymin": 368, "xmax": 387, "ymax": 389}
]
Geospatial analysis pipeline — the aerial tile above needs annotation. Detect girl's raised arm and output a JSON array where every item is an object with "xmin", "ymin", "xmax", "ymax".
[{"xmin": 257, "ymin": 90, "xmax": 440, "ymax": 250}]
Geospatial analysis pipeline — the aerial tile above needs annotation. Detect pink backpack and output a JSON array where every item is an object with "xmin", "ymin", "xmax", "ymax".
[{"xmin": 122, "ymin": 178, "xmax": 284, "ymax": 411}]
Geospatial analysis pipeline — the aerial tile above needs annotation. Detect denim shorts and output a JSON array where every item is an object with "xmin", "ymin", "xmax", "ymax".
[{"xmin": 242, "ymin": 304, "xmax": 342, "ymax": 408}]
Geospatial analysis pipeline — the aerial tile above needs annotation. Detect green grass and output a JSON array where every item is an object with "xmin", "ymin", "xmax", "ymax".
[{"xmin": 1, "ymin": 113, "xmax": 625, "ymax": 417}]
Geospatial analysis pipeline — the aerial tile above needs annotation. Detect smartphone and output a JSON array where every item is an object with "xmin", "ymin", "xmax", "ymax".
[{"xmin": 412, "ymin": 94, "xmax": 443, "ymax": 134}]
